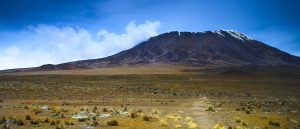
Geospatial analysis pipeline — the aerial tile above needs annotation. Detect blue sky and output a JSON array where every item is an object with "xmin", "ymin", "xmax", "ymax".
[{"xmin": 0, "ymin": 0, "xmax": 299, "ymax": 69}]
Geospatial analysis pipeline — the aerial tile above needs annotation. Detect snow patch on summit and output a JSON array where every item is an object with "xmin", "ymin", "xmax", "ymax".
[
  {"xmin": 210, "ymin": 30, "xmax": 253, "ymax": 41},
  {"xmin": 211, "ymin": 30, "xmax": 225, "ymax": 37},
  {"xmin": 224, "ymin": 30, "xmax": 253, "ymax": 41}
]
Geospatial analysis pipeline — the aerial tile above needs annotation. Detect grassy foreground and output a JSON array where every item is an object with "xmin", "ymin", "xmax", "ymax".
[{"xmin": 0, "ymin": 66, "xmax": 300, "ymax": 128}]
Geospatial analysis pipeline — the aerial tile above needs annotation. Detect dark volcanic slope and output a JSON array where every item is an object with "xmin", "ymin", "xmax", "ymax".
[
  {"xmin": 3, "ymin": 30, "xmax": 300, "ymax": 72},
  {"xmin": 100, "ymin": 30, "xmax": 300, "ymax": 66},
  {"xmin": 59, "ymin": 30, "xmax": 300, "ymax": 69}
]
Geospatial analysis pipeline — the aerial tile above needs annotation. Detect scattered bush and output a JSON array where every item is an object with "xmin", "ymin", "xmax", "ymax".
[
  {"xmin": 245, "ymin": 110, "xmax": 251, "ymax": 114},
  {"xmin": 24, "ymin": 105, "xmax": 29, "ymax": 109},
  {"xmin": 107, "ymin": 120, "xmax": 118, "ymax": 126},
  {"xmin": 242, "ymin": 121, "xmax": 248, "ymax": 127},
  {"xmin": 54, "ymin": 124, "xmax": 64, "ymax": 129},
  {"xmin": 103, "ymin": 108, "xmax": 108, "ymax": 112},
  {"xmin": 206, "ymin": 105, "xmax": 215, "ymax": 112},
  {"xmin": 55, "ymin": 120, "xmax": 61, "ymax": 125},
  {"xmin": 138, "ymin": 109, "xmax": 143, "ymax": 113},
  {"xmin": 123, "ymin": 107, "xmax": 127, "ymax": 112},
  {"xmin": 2, "ymin": 124, "xmax": 9, "ymax": 129},
  {"xmin": 78, "ymin": 118, "xmax": 86, "ymax": 122},
  {"xmin": 1, "ymin": 116, "xmax": 6, "ymax": 124},
  {"xmin": 90, "ymin": 121, "xmax": 99, "ymax": 126},
  {"xmin": 70, "ymin": 122, "xmax": 75, "ymax": 125},
  {"xmin": 60, "ymin": 114, "xmax": 65, "ymax": 118},
  {"xmin": 33, "ymin": 108, "xmax": 43, "ymax": 115},
  {"xmin": 44, "ymin": 118, "xmax": 49, "ymax": 123},
  {"xmin": 7, "ymin": 116, "xmax": 16, "ymax": 124},
  {"xmin": 143, "ymin": 115, "xmax": 150, "ymax": 121},
  {"xmin": 16, "ymin": 119, "xmax": 25, "ymax": 126},
  {"xmin": 64, "ymin": 121, "xmax": 70, "ymax": 126},
  {"xmin": 25, "ymin": 114, "xmax": 31, "ymax": 120},
  {"xmin": 93, "ymin": 106, "xmax": 97, "ymax": 113},
  {"xmin": 30, "ymin": 119, "xmax": 40, "ymax": 125},
  {"xmin": 269, "ymin": 120, "xmax": 280, "ymax": 127},
  {"xmin": 235, "ymin": 117, "xmax": 241, "ymax": 123},
  {"xmin": 130, "ymin": 112, "xmax": 138, "ymax": 118},
  {"xmin": 50, "ymin": 120, "xmax": 56, "ymax": 125}
]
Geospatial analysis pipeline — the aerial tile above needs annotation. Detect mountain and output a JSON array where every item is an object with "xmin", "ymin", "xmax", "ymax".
[{"xmin": 3, "ymin": 30, "xmax": 300, "ymax": 72}]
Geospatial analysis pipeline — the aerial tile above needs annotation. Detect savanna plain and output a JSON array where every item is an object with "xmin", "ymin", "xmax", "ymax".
[{"xmin": 0, "ymin": 65, "xmax": 299, "ymax": 129}]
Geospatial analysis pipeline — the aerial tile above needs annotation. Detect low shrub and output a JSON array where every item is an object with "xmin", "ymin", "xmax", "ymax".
[
  {"xmin": 269, "ymin": 120, "xmax": 280, "ymax": 127},
  {"xmin": 107, "ymin": 120, "xmax": 118, "ymax": 126},
  {"xmin": 91, "ymin": 121, "xmax": 99, "ymax": 126},
  {"xmin": 123, "ymin": 107, "xmax": 127, "ymax": 112},
  {"xmin": 54, "ymin": 124, "xmax": 64, "ymax": 129},
  {"xmin": 50, "ymin": 120, "xmax": 56, "ymax": 125},
  {"xmin": 78, "ymin": 118, "xmax": 86, "ymax": 122},
  {"xmin": 16, "ymin": 119, "xmax": 25, "ymax": 126},
  {"xmin": 245, "ymin": 110, "xmax": 251, "ymax": 114},
  {"xmin": 103, "ymin": 108, "xmax": 108, "ymax": 112},
  {"xmin": 3, "ymin": 124, "xmax": 9, "ymax": 129},
  {"xmin": 1, "ymin": 116, "xmax": 6, "ymax": 124},
  {"xmin": 235, "ymin": 117, "xmax": 241, "ymax": 123},
  {"xmin": 25, "ymin": 114, "xmax": 31, "ymax": 120},
  {"xmin": 143, "ymin": 115, "xmax": 150, "ymax": 121},
  {"xmin": 93, "ymin": 106, "xmax": 97, "ymax": 113},
  {"xmin": 130, "ymin": 112, "xmax": 138, "ymax": 118},
  {"xmin": 206, "ymin": 105, "xmax": 215, "ymax": 112},
  {"xmin": 44, "ymin": 118, "xmax": 49, "ymax": 123},
  {"xmin": 242, "ymin": 121, "xmax": 248, "ymax": 127},
  {"xmin": 30, "ymin": 119, "xmax": 40, "ymax": 125}
]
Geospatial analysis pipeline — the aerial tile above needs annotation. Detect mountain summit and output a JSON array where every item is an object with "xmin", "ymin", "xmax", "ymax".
[{"xmin": 5, "ymin": 30, "xmax": 300, "ymax": 71}]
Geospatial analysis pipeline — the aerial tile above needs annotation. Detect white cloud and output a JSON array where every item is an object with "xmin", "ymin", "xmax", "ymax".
[{"xmin": 0, "ymin": 20, "xmax": 161, "ymax": 70}]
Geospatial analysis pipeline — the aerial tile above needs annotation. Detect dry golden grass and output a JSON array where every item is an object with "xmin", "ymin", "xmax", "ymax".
[
  {"xmin": 0, "ymin": 66, "xmax": 300, "ymax": 128},
  {"xmin": 2, "ymin": 64, "xmax": 208, "ymax": 76}
]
